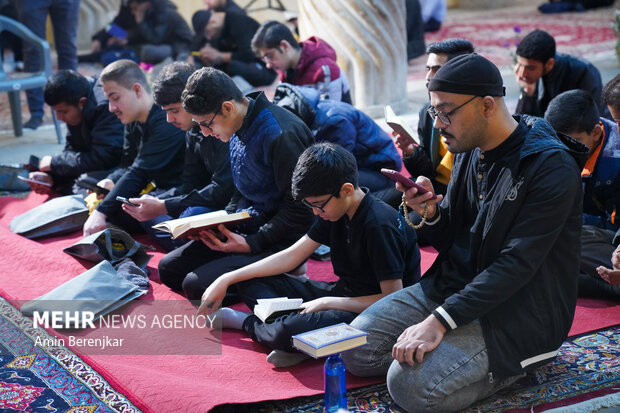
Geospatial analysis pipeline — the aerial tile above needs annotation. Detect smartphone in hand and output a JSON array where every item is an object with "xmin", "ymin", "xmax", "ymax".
[
  {"xmin": 115, "ymin": 196, "xmax": 139, "ymax": 207},
  {"xmin": 380, "ymin": 168, "xmax": 437, "ymax": 200}
]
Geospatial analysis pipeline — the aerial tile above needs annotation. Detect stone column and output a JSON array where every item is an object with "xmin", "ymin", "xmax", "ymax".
[{"xmin": 297, "ymin": 0, "xmax": 408, "ymax": 116}]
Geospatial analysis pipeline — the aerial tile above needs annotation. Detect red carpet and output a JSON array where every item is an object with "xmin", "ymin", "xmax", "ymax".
[
  {"xmin": 1, "ymin": 192, "xmax": 618, "ymax": 411},
  {"xmin": 408, "ymin": 5, "xmax": 617, "ymax": 81}
]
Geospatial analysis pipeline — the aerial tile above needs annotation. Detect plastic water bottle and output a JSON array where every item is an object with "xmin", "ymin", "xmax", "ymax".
[{"xmin": 324, "ymin": 353, "xmax": 347, "ymax": 412}]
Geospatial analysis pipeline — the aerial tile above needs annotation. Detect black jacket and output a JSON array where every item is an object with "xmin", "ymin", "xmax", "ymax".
[
  {"xmin": 415, "ymin": 116, "xmax": 588, "ymax": 379},
  {"xmin": 50, "ymin": 76, "xmax": 124, "ymax": 178},
  {"xmin": 192, "ymin": 11, "xmax": 260, "ymax": 64},
  {"xmin": 515, "ymin": 53, "xmax": 606, "ymax": 118},
  {"xmin": 128, "ymin": 0, "xmax": 193, "ymax": 58},
  {"xmin": 97, "ymin": 104, "xmax": 186, "ymax": 217},
  {"xmin": 160, "ymin": 126, "xmax": 235, "ymax": 218},
  {"xmin": 402, "ymin": 102, "xmax": 448, "ymax": 195}
]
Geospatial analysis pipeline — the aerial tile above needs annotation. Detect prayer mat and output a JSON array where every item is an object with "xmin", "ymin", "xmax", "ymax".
[
  {"xmin": 219, "ymin": 326, "xmax": 620, "ymax": 413},
  {"xmin": 1, "ymin": 192, "xmax": 619, "ymax": 412},
  {"xmin": 0, "ymin": 296, "xmax": 144, "ymax": 413}
]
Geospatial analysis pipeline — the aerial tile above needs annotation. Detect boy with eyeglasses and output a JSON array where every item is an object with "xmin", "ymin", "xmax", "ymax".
[
  {"xmin": 197, "ymin": 142, "xmax": 421, "ymax": 367},
  {"xmin": 82, "ymin": 59, "xmax": 186, "ymax": 237},
  {"xmin": 119, "ymin": 62, "xmax": 235, "ymax": 251},
  {"xmin": 158, "ymin": 67, "xmax": 315, "ymax": 302}
]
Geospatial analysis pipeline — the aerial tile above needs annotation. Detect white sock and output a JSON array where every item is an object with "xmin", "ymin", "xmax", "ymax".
[{"xmin": 266, "ymin": 349, "xmax": 310, "ymax": 368}]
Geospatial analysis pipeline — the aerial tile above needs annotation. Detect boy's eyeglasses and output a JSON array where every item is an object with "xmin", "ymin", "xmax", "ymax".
[
  {"xmin": 193, "ymin": 110, "xmax": 219, "ymax": 132},
  {"xmin": 301, "ymin": 189, "xmax": 339, "ymax": 213}
]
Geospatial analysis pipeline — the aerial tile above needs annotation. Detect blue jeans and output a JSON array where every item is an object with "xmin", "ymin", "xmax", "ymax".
[
  {"xmin": 342, "ymin": 284, "xmax": 522, "ymax": 412},
  {"xmin": 18, "ymin": 0, "xmax": 79, "ymax": 119}
]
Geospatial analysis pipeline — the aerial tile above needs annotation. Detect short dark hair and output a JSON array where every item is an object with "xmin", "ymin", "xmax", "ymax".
[
  {"xmin": 43, "ymin": 69, "xmax": 90, "ymax": 106},
  {"xmin": 251, "ymin": 20, "xmax": 300, "ymax": 56},
  {"xmin": 602, "ymin": 72, "xmax": 620, "ymax": 109},
  {"xmin": 544, "ymin": 89, "xmax": 600, "ymax": 135},
  {"xmin": 516, "ymin": 29, "xmax": 555, "ymax": 63},
  {"xmin": 426, "ymin": 38, "xmax": 474, "ymax": 60},
  {"xmin": 291, "ymin": 143, "xmax": 358, "ymax": 201},
  {"xmin": 152, "ymin": 62, "xmax": 195, "ymax": 106},
  {"xmin": 181, "ymin": 67, "xmax": 244, "ymax": 115},
  {"xmin": 100, "ymin": 59, "xmax": 150, "ymax": 92}
]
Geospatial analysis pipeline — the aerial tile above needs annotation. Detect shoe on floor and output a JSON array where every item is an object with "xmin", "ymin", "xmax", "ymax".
[{"xmin": 23, "ymin": 116, "xmax": 43, "ymax": 130}]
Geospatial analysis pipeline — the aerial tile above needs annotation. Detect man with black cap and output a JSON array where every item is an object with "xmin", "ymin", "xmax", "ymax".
[{"xmin": 343, "ymin": 54, "xmax": 588, "ymax": 412}]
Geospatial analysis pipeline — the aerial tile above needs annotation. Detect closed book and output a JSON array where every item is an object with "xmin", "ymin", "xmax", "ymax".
[
  {"xmin": 254, "ymin": 297, "xmax": 304, "ymax": 323},
  {"xmin": 384, "ymin": 105, "xmax": 420, "ymax": 145},
  {"xmin": 292, "ymin": 323, "xmax": 368, "ymax": 358},
  {"xmin": 152, "ymin": 210, "xmax": 250, "ymax": 239}
]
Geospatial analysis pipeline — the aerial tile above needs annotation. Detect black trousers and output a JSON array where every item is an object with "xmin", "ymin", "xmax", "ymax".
[
  {"xmin": 579, "ymin": 225, "xmax": 620, "ymax": 301},
  {"xmin": 239, "ymin": 274, "xmax": 357, "ymax": 352},
  {"xmin": 157, "ymin": 239, "xmax": 271, "ymax": 300}
]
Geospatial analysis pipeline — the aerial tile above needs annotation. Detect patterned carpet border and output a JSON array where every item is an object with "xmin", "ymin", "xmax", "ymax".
[
  {"xmin": 213, "ymin": 326, "xmax": 620, "ymax": 413},
  {"xmin": 0, "ymin": 297, "xmax": 141, "ymax": 413}
]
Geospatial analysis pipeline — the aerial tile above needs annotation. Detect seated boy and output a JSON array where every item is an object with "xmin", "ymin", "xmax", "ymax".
[
  {"xmin": 197, "ymin": 143, "xmax": 421, "ymax": 367},
  {"xmin": 82, "ymin": 59, "xmax": 186, "ymax": 236},
  {"xmin": 274, "ymin": 83, "xmax": 402, "ymax": 207},
  {"xmin": 251, "ymin": 20, "xmax": 351, "ymax": 103},
  {"xmin": 120, "ymin": 62, "xmax": 235, "ymax": 251},
  {"xmin": 157, "ymin": 67, "xmax": 315, "ymax": 301},
  {"xmin": 27, "ymin": 70, "xmax": 124, "ymax": 195},
  {"xmin": 545, "ymin": 89, "xmax": 620, "ymax": 300}
]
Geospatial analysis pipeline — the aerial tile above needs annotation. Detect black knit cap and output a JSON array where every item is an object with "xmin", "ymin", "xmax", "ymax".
[{"xmin": 428, "ymin": 53, "xmax": 505, "ymax": 97}]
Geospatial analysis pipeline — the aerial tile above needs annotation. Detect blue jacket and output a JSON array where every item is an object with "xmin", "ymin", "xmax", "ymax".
[
  {"xmin": 274, "ymin": 84, "xmax": 402, "ymax": 172},
  {"xmin": 228, "ymin": 92, "xmax": 315, "ymax": 253},
  {"xmin": 582, "ymin": 117, "xmax": 620, "ymax": 231}
]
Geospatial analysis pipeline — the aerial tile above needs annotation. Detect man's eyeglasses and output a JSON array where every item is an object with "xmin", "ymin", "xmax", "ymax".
[
  {"xmin": 301, "ymin": 189, "xmax": 339, "ymax": 213},
  {"xmin": 427, "ymin": 96, "xmax": 479, "ymax": 125},
  {"xmin": 193, "ymin": 110, "xmax": 219, "ymax": 132}
]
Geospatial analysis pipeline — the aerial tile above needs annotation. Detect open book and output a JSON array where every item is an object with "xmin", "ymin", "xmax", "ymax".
[
  {"xmin": 253, "ymin": 297, "xmax": 304, "ymax": 323},
  {"xmin": 152, "ymin": 210, "xmax": 250, "ymax": 240},
  {"xmin": 292, "ymin": 323, "xmax": 368, "ymax": 358},
  {"xmin": 384, "ymin": 105, "xmax": 420, "ymax": 146}
]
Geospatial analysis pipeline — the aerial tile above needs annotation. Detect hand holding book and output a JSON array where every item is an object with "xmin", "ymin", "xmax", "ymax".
[{"xmin": 195, "ymin": 225, "xmax": 251, "ymax": 254}]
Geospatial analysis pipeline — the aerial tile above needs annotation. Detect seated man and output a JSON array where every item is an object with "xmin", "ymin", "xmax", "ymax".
[
  {"xmin": 126, "ymin": 0, "xmax": 193, "ymax": 63},
  {"xmin": 203, "ymin": 0, "xmax": 244, "ymax": 13},
  {"xmin": 27, "ymin": 70, "xmax": 124, "ymax": 195},
  {"xmin": 158, "ymin": 67, "xmax": 315, "ymax": 301},
  {"xmin": 273, "ymin": 83, "xmax": 402, "ymax": 207},
  {"xmin": 83, "ymin": 59, "xmax": 186, "ymax": 236},
  {"xmin": 81, "ymin": 2, "xmax": 135, "ymax": 64},
  {"xmin": 514, "ymin": 29, "xmax": 606, "ymax": 118},
  {"xmin": 397, "ymin": 38, "xmax": 474, "ymax": 196},
  {"xmin": 121, "ymin": 62, "xmax": 235, "ymax": 251},
  {"xmin": 197, "ymin": 143, "xmax": 421, "ymax": 367},
  {"xmin": 251, "ymin": 20, "xmax": 351, "ymax": 103},
  {"xmin": 545, "ymin": 87, "xmax": 620, "ymax": 301},
  {"xmin": 343, "ymin": 54, "xmax": 587, "ymax": 412},
  {"xmin": 190, "ymin": 9, "xmax": 277, "ymax": 87}
]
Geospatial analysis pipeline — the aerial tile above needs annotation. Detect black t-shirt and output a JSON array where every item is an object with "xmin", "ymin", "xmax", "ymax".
[{"xmin": 307, "ymin": 191, "xmax": 420, "ymax": 297}]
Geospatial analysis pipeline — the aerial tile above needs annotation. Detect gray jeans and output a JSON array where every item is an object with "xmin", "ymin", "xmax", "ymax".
[{"xmin": 342, "ymin": 284, "xmax": 522, "ymax": 412}]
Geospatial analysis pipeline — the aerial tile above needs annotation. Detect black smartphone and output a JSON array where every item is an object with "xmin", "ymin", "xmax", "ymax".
[
  {"xmin": 76, "ymin": 179, "xmax": 110, "ymax": 195},
  {"xmin": 115, "ymin": 196, "xmax": 139, "ymax": 207}
]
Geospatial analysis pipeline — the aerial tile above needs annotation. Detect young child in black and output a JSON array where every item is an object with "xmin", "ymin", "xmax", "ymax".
[{"xmin": 198, "ymin": 143, "xmax": 421, "ymax": 367}]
